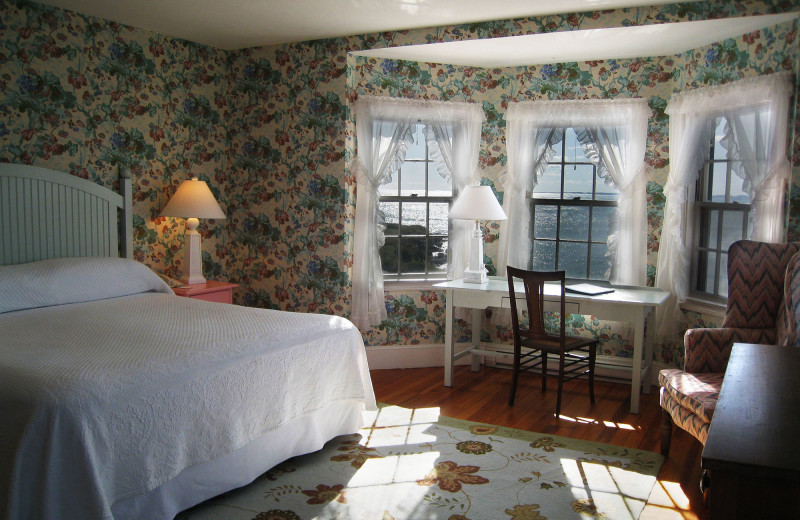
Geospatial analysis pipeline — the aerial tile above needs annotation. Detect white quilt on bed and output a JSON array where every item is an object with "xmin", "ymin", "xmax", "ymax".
[{"xmin": 0, "ymin": 259, "xmax": 376, "ymax": 520}]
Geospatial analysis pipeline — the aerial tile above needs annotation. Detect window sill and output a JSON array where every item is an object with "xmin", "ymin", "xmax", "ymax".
[
  {"xmin": 680, "ymin": 297, "xmax": 726, "ymax": 319},
  {"xmin": 384, "ymin": 280, "xmax": 447, "ymax": 291}
]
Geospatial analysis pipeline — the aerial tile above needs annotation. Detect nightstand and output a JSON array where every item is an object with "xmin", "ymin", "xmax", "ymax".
[{"xmin": 172, "ymin": 281, "xmax": 237, "ymax": 304}]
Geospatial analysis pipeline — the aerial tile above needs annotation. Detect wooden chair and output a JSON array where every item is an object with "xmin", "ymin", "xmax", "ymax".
[{"xmin": 506, "ymin": 266, "xmax": 599, "ymax": 417}]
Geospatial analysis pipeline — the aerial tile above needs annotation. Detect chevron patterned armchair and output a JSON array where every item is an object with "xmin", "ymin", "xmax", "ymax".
[{"xmin": 659, "ymin": 240, "xmax": 800, "ymax": 455}]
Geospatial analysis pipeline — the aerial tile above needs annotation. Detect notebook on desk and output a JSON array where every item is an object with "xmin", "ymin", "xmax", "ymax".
[{"xmin": 565, "ymin": 283, "xmax": 615, "ymax": 296}]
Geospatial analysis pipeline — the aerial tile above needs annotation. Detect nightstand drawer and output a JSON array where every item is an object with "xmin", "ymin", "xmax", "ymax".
[{"xmin": 173, "ymin": 281, "xmax": 237, "ymax": 304}]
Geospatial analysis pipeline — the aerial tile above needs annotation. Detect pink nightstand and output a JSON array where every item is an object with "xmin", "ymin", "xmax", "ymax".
[{"xmin": 173, "ymin": 281, "xmax": 237, "ymax": 304}]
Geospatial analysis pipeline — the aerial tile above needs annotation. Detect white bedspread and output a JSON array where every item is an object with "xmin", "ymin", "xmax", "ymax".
[{"xmin": 0, "ymin": 292, "xmax": 376, "ymax": 520}]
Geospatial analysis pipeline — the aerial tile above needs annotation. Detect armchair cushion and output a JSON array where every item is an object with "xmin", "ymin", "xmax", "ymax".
[
  {"xmin": 658, "ymin": 369, "xmax": 722, "ymax": 424},
  {"xmin": 778, "ymin": 251, "xmax": 800, "ymax": 346}
]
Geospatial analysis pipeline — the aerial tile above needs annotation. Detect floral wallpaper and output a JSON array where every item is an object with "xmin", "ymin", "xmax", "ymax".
[{"xmin": 2, "ymin": 0, "xmax": 800, "ymax": 369}]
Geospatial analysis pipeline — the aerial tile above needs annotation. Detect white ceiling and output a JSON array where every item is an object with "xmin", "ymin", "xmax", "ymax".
[
  {"xmin": 37, "ymin": 0, "xmax": 694, "ymax": 50},
  {"xmin": 352, "ymin": 12, "xmax": 798, "ymax": 67}
]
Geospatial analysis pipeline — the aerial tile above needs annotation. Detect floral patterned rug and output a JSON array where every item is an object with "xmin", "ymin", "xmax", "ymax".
[{"xmin": 178, "ymin": 405, "xmax": 663, "ymax": 520}]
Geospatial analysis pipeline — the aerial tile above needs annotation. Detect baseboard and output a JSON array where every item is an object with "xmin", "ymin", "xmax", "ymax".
[
  {"xmin": 366, "ymin": 343, "xmax": 473, "ymax": 370},
  {"xmin": 368, "ymin": 343, "xmax": 664, "ymax": 387}
]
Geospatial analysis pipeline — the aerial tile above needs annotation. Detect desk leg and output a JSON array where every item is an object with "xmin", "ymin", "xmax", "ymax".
[
  {"xmin": 630, "ymin": 306, "xmax": 645, "ymax": 414},
  {"xmin": 642, "ymin": 307, "xmax": 654, "ymax": 395},
  {"xmin": 445, "ymin": 288, "xmax": 454, "ymax": 387},
  {"xmin": 471, "ymin": 308, "xmax": 481, "ymax": 372}
]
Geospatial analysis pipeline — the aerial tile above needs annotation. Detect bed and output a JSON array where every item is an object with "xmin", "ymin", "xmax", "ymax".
[{"xmin": 0, "ymin": 163, "xmax": 377, "ymax": 520}]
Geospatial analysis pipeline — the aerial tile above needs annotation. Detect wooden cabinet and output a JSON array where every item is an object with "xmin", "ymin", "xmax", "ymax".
[{"xmin": 173, "ymin": 281, "xmax": 237, "ymax": 304}]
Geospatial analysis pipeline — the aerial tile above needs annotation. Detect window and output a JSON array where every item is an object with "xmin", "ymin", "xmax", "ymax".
[
  {"xmin": 379, "ymin": 123, "xmax": 452, "ymax": 281},
  {"xmin": 530, "ymin": 128, "xmax": 619, "ymax": 280},
  {"xmin": 691, "ymin": 116, "xmax": 753, "ymax": 300}
]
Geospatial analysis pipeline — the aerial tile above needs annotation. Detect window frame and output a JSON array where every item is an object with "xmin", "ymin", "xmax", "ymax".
[
  {"xmin": 528, "ymin": 129, "xmax": 619, "ymax": 281},
  {"xmin": 379, "ymin": 123, "xmax": 453, "ymax": 283},
  {"xmin": 689, "ymin": 116, "xmax": 752, "ymax": 302}
]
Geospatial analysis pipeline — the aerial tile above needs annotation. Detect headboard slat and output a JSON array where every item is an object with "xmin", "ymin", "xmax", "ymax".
[{"xmin": 0, "ymin": 164, "xmax": 134, "ymax": 265}]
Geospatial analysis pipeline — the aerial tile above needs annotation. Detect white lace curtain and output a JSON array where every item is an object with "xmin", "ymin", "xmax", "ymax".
[
  {"xmin": 497, "ymin": 98, "xmax": 651, "ymax": 286},
  {"xmin": 655, "ymin": 71, "xmax": 793, "ymax": 340},
  {"xmin": 351, "ymin": 96, "xmax": 485, "ymax": 329}
]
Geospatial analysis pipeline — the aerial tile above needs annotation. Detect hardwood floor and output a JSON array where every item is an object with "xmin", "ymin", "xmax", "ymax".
[{"xmin": 371, "ymin": 365, "xmax": 706, "ymax": 520}]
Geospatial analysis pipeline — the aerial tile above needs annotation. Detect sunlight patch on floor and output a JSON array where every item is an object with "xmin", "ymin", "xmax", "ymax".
[{"xmin": 557, "ymin": 414, "xmax": 639, "ymax": 431}]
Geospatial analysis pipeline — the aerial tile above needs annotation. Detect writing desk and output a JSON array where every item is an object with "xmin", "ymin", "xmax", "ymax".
[{"xmin": 433, "ymin": 278, "xmax": 669, "ymax": 413}]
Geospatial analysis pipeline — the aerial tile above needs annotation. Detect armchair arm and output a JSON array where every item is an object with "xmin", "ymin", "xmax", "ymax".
[{"xmin": 683, "ymin": 327, "xmax": 776, "ymax": 373}]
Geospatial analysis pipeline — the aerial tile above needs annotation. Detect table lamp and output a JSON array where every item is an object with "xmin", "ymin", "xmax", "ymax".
[
  {"xmin": 449, "ymin": 182, "xmax": 507, "ymax": 284},
  {"xmin": 161, "ymin": 177, "xmax": 225, "ymax": 284}
]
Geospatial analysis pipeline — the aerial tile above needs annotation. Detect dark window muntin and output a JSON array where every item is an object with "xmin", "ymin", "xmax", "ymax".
[
  {"xmin": 380, "ymin": 126, "xmax": 452, "ymax": 281},
  {"xmin": 691, "ymin": 117, "xmax": 751, "ymax": 300},
  {"xmin": 530, "ymin": 132, "xmax": 618, "ymax": 280}
]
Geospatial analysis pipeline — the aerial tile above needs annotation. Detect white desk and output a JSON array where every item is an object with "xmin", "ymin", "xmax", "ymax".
[{"xmin": 434, "ymin": 278, "xmax": 669, "ymax": 414}]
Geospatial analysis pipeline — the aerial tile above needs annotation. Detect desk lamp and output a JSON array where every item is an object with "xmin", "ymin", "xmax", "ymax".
[
  {"xmin": 161, "ymin": 177, "xmax": 225, "ymax": 284},
  {"xmin": 449, "ymin": 182, "xmax": 507, "ymax": 284}
]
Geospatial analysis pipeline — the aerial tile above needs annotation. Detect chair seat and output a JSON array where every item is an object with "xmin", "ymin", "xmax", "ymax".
[
  {"xmin": 658, "ymin": 369, "xmax": 723, "ymax": 423},
  {"xmin": 520, "ymin": 333, "xmax": 597, "ymax": 353}
]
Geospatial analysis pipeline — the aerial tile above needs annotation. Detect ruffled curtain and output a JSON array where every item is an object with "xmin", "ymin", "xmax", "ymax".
[
  {"xmin": 498, "ymin": 98, "xmax": 650, "ymax": 286},
  {"xmin": 351, "ymin": 96, "xmax": 485, "ymax": 329},
  {"xmin": 656, "ymin": 71, "xmax": 793, "ymax": 340}
]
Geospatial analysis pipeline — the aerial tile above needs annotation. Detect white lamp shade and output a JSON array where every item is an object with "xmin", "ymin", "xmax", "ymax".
[
  {"xmin": 449, "ymin": 184, "xmax": 507, "ymax": 221},
  {"xmin": 161, "ymin": 178, "xmax": 225, "ymax": 219}
]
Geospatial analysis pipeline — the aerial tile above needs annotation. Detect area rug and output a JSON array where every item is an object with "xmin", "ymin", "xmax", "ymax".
[{"xmin": 178, "ymin": 405, "xmax": 663, "ymax": 520}]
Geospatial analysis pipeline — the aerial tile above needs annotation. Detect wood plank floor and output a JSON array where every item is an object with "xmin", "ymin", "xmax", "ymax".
[{"xmin": 371, "ymin": 365, "xmax": 706, "ymax": 520}]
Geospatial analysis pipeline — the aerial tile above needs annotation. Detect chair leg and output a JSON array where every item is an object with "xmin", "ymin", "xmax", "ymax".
[
  {"xmin": 509, "ymin": 344, "xmax": 520, "ymax": 406},
  {"xmin": 660, "ymin": 408, "xmax": 673, "ymax": 456},
  {"xmin": 541, "ymin": 351, "xmax": 547, "ymax": 393},
  {"xmin": 555, "ymin": 354, "xmax": 565, "ymax": 417}
]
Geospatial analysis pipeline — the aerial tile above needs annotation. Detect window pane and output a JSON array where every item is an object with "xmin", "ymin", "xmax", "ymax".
[
  {"xmin": 400, "ymin": 161, "xmax": 426, "ymax": 196},
  {"xmin": 709, "ymin": 162, "xmax": 727, "ymax": 202},
  {"xmin": 558, "ymin": 242, "xmax": 588, "ymax": 278},
  {"xmin": 566, "ymin": 128, "xmax": 591, "ymax": 163},
  {"xmin": 596, "ymin": 175, "xmax": 619, "ymax": 201},
  {"xmin": 400, "ymin": 236, "xmax": 426, "ymax": 274},
  {"xmin": 380, "ymin": 202, "xmax": 399, "ymax": 236},
  {"xmin": 591, "ymin": 206, "xmax": 614, "ymax": 242},
  {"xmin": 699, "ymin": 209, "xmax": 719, "ymax": 249},
  {"xmin": 380, "ymin": 237, "xmax": 398, "ymax": 274},
  {"xmin": 429, "ymin": 202, "xmax": 449, "ymax": 236},
  {"xmin": 589, "ymin": 243, "xmax": 609, "ymax": 280},
  {"xmin": 533, "ymin": 240, "xmax": 555, "ymax": 271},
  {"xmin": 534, "ymin": 164, "xmax": 562, "ymax": 197},
  {"xmin": 428, "ymin": 171, "xmax": 451, "ymax": 197},
  {"xmin": 719, "ymin": 253, "xmax": 729, "ymax": 297},
  {"xmin": 560, "ymin": 206, "xmax": 589, "ymax": 241},
  {"xmin": 564, "ymin": 164, "xmax": 594, "ymax": 200},
  {"xmin": 428, "ymin": 237, "xmax": 447, "ymax": 273},
  {"xmin": 533, "ymin": 204, "xmax": 557, "ymax": 239},
  {"xmin": 378, "ymin": 174, "xmax": 398, "ymax": 197},
  {"xmin": 721, "ymin": 210, "xmax": 746, "ymax": 252},
  {"xmin": 405, "ymin": 124, "xmax": 426, "ymax": 160},
  {"xmin": 713, "ymin": 117, "xmax": 729, "ymax": 161},
  {"xmin": 704, "ymin": 251, "xmax": 718, "ymax": 295},
  {"xmin": 729, "ymin": 171, "xmax": 749, "ymax": 203},
  {"xmin": 401, "ymin": 202, "xmax": 426, "ymax": 234}
]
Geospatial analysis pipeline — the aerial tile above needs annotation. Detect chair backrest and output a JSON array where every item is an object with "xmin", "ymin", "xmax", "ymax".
[
  {"xmin": 777, "ymin": 251, "xmax": 800, "ymax": 346},
  {"xmin": 724, "ymin": 240, "xmax": 800, "ymax": 329},
  {"xmin": 506, "ymin": 266, "xmax": 566, "ymax": 343}
]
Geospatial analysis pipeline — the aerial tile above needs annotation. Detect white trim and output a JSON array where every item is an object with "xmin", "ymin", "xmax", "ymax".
[
  {"xmin": 680, "ymin": 297, "xmax": 726, "ymax": 319},
  {"xmin": 366, "ymin": 343, "xmax": 474, "ymax": 369},
  {"xmin": 367, "ymin": 343, "xmax": 662, "ymax": 388}
]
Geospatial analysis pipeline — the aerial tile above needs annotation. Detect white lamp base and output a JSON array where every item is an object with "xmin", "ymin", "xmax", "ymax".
[
  {"xmin": 183, "ymin": 218, "xmax": 206, "ymax": 285},
  {"xmin": 462, "ymin": 219, "xmax": 488, "ymax": 284},
  {"xmin": 463, "ymin": 267, "xmax": 488, "ymax": 284}
]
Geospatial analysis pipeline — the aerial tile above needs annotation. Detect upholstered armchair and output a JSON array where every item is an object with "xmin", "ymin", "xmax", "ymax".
[{"xmin": 659, "ymin": 240, "xmax": 800, "ymax": 455}]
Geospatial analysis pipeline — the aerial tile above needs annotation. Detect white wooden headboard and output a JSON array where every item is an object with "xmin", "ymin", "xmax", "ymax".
[{"xmin": 0, "ymin": 163, "xmax": 133, "ymax": 265}]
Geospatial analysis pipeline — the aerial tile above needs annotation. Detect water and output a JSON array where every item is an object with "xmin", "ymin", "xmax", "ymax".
[{"xmin": 378, "ymin": 194, "xmax": 617, "ymax": 279}]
